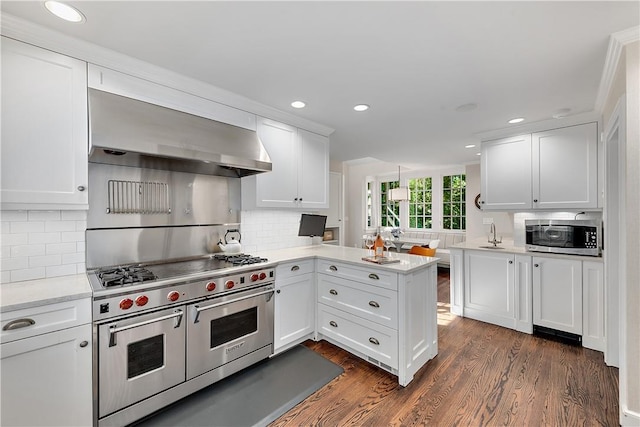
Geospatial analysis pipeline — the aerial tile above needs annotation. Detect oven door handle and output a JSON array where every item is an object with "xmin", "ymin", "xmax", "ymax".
[
  {"xmin": 108, "ymin": 309, "xmax": 183, "ymax": 347},
  {"xmin": 192, "ymin": 287, "xmax": 274, "ymax": 324}
]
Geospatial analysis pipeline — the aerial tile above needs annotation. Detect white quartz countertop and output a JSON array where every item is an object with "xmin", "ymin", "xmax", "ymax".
[
  {"xmin": 451, "ymin": 238, "xmax": 603, "ymax": 262},
  {"xmin": 1, "ymin": 274, "xmax": 92, "ymax": 313},
  {"xmin": 256, "ymin": 244, "xmax": 439, "ymax": 273}
]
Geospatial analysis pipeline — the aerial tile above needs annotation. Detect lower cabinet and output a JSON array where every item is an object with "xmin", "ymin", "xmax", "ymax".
[
  {"xmin": 0, "ymin": 299, "xmax": 92, "ymax": 427},
  {"xmin": 273, "ymin": 260, "xmax": 316, "ymax": 354},
  {"xmin": 533, "ymin": 257, "xmax": 583, "ymax": 336},
  {"xmin": 582, "ymin": 261, "xmax": 605, "ymax": 352}
]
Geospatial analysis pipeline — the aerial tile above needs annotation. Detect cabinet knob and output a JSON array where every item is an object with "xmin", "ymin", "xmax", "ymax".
[
  {"xmin": 276, "ymin": 289, "xmax": 281, "ymax": 294},
  {"xmin": 294, "ymin": 197, "xmax": 298, "ymax": 202},
  {"xmin": 79, "ymin": 341, "xmax": 89, "ymax": 348},
  {"xmin": 508, "ymin": 260, "xmax": 513, "ymax": 264},
  {"xmin": 534, "ymin": 263, "xmax": 539, "ymax": 267},
  {"xmin": 369, "ymin": 337, "xmax": 380, "ymax": 345},
  {"xmin": 77, "ymin": 185, "xmax": 86, "ymax": 192},
  {"xmin": 533, "ymin": 199, "xmax": 538, "ymax": 203},
  {"xmin": 481, "ymin": 200, "xmax": 485, "ymax": 204},
  {"xmin": 329, "ymin": 321, "xmax": 338, "ymax": 328}
]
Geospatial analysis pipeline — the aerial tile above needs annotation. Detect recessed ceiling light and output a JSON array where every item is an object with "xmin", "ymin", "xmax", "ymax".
[
  {"xmin": 44, "ymin": 1, "xmax": 85, "ymax": 22},
  {"xmin": 455, "ymin": 103, "xmax": 478, "ymax": 112},
  {"xmin": 508, "ymin": 117, "xmax": 525, "ymax": 124},
  {"xmin": 291, "ymin": 101, "xmax": 306, "ymax": 109},
  {"xmin": 476, "ymin": 152, "xmax": 481, "ymax": 156},
  {"xmin": 465, "ymin": 144, "xmax": 476, "ymax": 149},
  {"xmin": 354, "ymin": 104, "xmax": 369, "ymax": 112}
]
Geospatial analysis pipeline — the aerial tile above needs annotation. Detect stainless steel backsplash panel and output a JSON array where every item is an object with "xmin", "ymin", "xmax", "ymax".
[{"xmin": 88, "ymin": 163, "xmax": 240, "ymax": 229}]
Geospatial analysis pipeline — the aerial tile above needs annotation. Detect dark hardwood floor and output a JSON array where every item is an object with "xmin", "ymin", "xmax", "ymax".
[{"xmin": 271, "ymin": 269, "xmax": 619, "ymax": 426}]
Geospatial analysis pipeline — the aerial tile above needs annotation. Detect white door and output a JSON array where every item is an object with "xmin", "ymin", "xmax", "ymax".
[
  {"xmin": 532, "ymin": 257, "xmax": 582, "ymax": 335},
  {"xmin": 480, "ymin": 134, "xmax": 532, "ymax": 210},
  {"xmin": 1, "ymin": 37, "xmax": 88, "ymax": 208},
  {"xmin": 274, "ymin": 273, "xmax": 315, "ymax": 353},
  {"xmin": 298, "ymin": 129, "xmax": 329, "ymax": 209},
  {"xmin": 532, "ymin": 122, "xmax": 598, "ymax": 209},
  {"xmin": 1, "ymin": 324, "xmax": 92, "ymax": 427},
  {"xmin": 254, "ymin": 118, "xmax": 298, "ymax": 207}
]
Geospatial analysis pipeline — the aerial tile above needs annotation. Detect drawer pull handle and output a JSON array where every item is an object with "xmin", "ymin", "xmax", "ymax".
[
  {"xmin": 329, "ymin": 265, "xmax": 338, "ymax": 272},
  {"xmin": 368, "ymin": 273, "xmax": 380, "ymax": 280},
  {"xmin": 369, "ymin": 337, "xmax": 380, "ymax": 345},
  {"xmin": 368, "ymin": 301, "xmax": 380, "ymax": 308},
  {"xmin": 79, "ymin": 341, "xmax": 89, "ymax": 348},
  {"xmin": 329, "ymin": 321, "xmax": 338, "ymax": 328},
  {"xmin": 2, "ymin": 318, "xmax": 35, "ymax": 331},
  {"xmin": 329, "ymin": 289, "xmax": 338, "ymax": 295},
  {"xmin": 291, "ymin": 265, "xmax": 300, "ymax": 271}
]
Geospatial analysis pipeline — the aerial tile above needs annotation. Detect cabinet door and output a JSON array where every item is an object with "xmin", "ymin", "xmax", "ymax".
[
  {"xmin": 533, "ymin": 122, "xmax": 598, "ymax": 209},
  {"xmin": 298, "ymin": 129, "xmax": 329, "ymax": 209},
  {"xmin": 532, "ymin": 257, "xmax": 582, "ymax": 335},
  {"xmin": 325, "ymin": 172, "xmax": 342, "ymax": 227},
  {"xmin": 480, "ymin": 134, "xmax": 532, "ymax": 210},
  {"xmin": 1, "ymin": 37, "xmax": 88, "ymax": 208},
  {"xmin": 254, "ymin": 118, "xmax": 298, "ymax": 208},
  {"xmin": 464, "ymin": 251, "xmax": 516, "ymax": 329},
  {"xmin": 582, "ymin": 261, "xmax": 605, "ymax": 351},
  {"xmin": 274, "ymin": 273, "xmax": 315, "ymax": 353},
  {"xmin": 0, "ymin": 324, "xmax": 92, "ymax": 426}
]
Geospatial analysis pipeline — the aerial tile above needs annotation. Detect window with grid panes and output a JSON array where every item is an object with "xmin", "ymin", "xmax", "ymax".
[
  {"xmin": 408, "ymin": 177, "xmax": 432, "ymax": 229},
  {"xmin": 442, "ymin": 174, "xmax": 466, "ymax": 230},
  {"xmin": 380, "ymin": 180, "xmax": 400, "ymax": 227}
]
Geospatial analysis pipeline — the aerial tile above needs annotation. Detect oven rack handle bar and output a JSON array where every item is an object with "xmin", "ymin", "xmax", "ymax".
[
  {"xmin": 192, "ymin": 287, "xmax": 274, "ymax": 324},
  {"xmin": 109, "ymin": 309, "xmax": 183, "ymax": 347}
]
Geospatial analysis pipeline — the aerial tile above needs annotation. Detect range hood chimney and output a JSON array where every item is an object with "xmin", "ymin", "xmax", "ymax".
[{"xmin": 88, "ymin": 89, "xmax": 272, "ymax": 178}]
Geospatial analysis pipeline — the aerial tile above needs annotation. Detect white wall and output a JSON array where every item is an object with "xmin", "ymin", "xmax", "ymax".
[{"xmin": 0, "ymin": 210, "xmax": 87, "ymax": 284}]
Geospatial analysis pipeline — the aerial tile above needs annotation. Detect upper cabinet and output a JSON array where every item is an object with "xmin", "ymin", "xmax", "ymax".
[
  {"xmin": 1, "ymin": 37, "xmax": 88, "ymax": 209},
  {"xmin": 480, "ymin": 122, "xmax": 598, "ymax": 210},
  {"xmin": 242, "ymin": 118, "xmax": 329, "ymax": 210}
]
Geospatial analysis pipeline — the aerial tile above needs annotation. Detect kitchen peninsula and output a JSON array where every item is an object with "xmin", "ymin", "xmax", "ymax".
[{"xmin": 258, "ymin": 244, "xmax": 439, "ymax": 387}]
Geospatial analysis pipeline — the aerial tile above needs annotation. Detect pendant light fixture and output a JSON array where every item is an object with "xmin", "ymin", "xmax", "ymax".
[{"xmin": 389, "ymin": 166, "xmax": 409, "ymax": 201}]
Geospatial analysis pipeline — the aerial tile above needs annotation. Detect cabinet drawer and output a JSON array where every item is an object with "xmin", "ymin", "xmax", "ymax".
[
  {"xmin": 318, "ymin": 304, "xmax": 398, "ymax": 370},
  {"xmin": 1, "ymin": 298, "xmax": 91, "ymax": 344},
  {"xmin": 317, "ymin": 274, "xmax": 397, "ymax": 329},
  {"xmin": 316, "ymin": 260, "xmax": 397, "ymax": 291},
  {"xmin": 276, "ymin": 259, "xmax": 315, "ymax": 279}
]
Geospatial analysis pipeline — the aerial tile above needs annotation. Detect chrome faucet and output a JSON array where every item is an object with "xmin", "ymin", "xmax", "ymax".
[{"xmin": 488, "ymin": 223, "xmax": 502, "ymax": 247}]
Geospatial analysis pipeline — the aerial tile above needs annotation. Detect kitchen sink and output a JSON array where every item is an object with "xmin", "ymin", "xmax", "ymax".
[{"xmin": 478, "ymin": 245, "xmax": 505, "ymax": 249}]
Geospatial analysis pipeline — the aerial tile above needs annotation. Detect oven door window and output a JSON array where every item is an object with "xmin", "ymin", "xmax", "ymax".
[
  {"xmin": 210, "ymin": 307, "xmax": 257, "ymax": 348},
  {"xmin": 128, "ymin": 335, "xmax": 164, "ymax": 378}
]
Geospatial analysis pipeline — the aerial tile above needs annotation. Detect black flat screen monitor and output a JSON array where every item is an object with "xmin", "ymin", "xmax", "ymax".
[{"xmin": 298, "ymin": 214, "xmax": 327, "ymax": 237}]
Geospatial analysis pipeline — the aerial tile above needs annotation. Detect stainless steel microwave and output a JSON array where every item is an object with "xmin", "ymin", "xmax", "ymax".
[{"xmin": 525, "ymin": 219, "xmax": 601, "ymax": 256}]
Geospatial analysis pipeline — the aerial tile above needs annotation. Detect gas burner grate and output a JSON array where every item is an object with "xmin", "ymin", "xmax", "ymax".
[
  {"xmin": 213, "ymin": 253, "xmax": 268, "ymax": 266},
  {"xmin": 98, "ymin": 266, "xmax": 158, "ymax": 287}
]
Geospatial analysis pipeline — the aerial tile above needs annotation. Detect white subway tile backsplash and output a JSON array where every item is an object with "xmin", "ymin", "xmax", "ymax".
[
  {"xmin": 11, "ymin": 221, "xmax": 44, "ymax": 233},
  {"xmin": 11, "ymin": 267, "xmax": 45, "ymax": 282},
  {"xmin": 241, "ymin": 210, "xmax": 311, "ymax": 252},
  {"xmin": 1, "ymin": 210, "xmax": 87, "ymax": 284},
  {"xmin": 0, "ymin": 211, "xmax": 27, "ymax": 222},
  {"xmin": 28, "ymin": 211, "xmax": 60, "ymax": 221},
  {"xmin": 29, "ymin": 254, "xmax": 62, "ymax": 268}
]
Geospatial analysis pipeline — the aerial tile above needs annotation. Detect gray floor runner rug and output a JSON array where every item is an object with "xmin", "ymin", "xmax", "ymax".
[{"xmin": 132, "ymin": 345, "xmax": 343, "ymax": 427}]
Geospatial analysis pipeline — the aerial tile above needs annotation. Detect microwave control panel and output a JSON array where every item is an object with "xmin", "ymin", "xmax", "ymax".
[{"xmin": 585, "ymin": 230, "xmax": 598, "ymax": 248}]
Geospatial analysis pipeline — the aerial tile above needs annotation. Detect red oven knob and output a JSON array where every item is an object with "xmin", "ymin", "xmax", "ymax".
[
  {"xmin": 259, "ymin": 272, "xmax": 267, "ymax": 280},
  {"xmin": 250, "ymin": 273, "xmax": 259, "ymax": 282},
  {"xmin": 119, "ymin": 298, "xmax": 134, "ymax": 310},
  {"xmin": 135, "ymin": 295, "xmax": 149, "ymax": 306},
  {"xmin": 225, "ymin": 280, "xmax": 235, "ymax": 289},
  {"xmin": 167, "ymin": 291, "xmax": 180, "ymax": 302},
  {"xmin": 206, "ymin": 282, "xmax": 216, "ymax": 291}
]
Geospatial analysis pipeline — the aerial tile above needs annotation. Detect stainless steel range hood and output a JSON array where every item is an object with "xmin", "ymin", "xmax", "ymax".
[{"xmin": 88, "ymin": 89, "xmax": 271, "ymax": 177}]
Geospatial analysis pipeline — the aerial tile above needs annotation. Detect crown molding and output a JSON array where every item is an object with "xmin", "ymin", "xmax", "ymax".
[
  {"xmin": 594, "ymin": 25, "xmax": 640, "ymax": 114},
  {"xmin": 0, "ymin": 13, "xmax": 335, "ymax": 137}
]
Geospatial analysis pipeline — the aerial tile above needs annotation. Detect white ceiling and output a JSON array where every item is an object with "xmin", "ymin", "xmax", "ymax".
[{"xmin": 2, "ymin": 1, "xmax": 639, "ymax": 169}]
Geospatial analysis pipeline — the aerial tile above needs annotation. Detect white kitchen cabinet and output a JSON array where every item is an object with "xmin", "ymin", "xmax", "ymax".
[
  {"xmin": 0, "ymin": 299, "xmax": 92, "ymax": 427},
  {"xmin": 532, "ymin": 123, "xmax": 598, "ymax": 209},
  {"xmin": 481, "ymin": 134, "xmax": 533, "ymax": 210},
  {"xmin": 274, "ymin": 260, "xmax": 316, "ymax": 354},
  {"xmin": 582, "ymin": 260, "xmax": 605, "ymax": 352},
  {"xmin": 449, "ymin": 248, "xmax": 465, "ymax": 316},
  {"xmin": 532, "ymin": 257, "xmax": 582, "ymax": 335},
  {"xmin": 463, "ymin": 250, "xmax": 516, "ymax": 329},
  {"xmin": 1, "ymin": 37, "xmax": 88, "ymax": 209},
  {"xmin": 242, "ymin": 118, "xmax": 329, "ymax": 209},
  {"xmin": 480, "ymin": 122, "xmax": 598, "ymax": 210}
]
